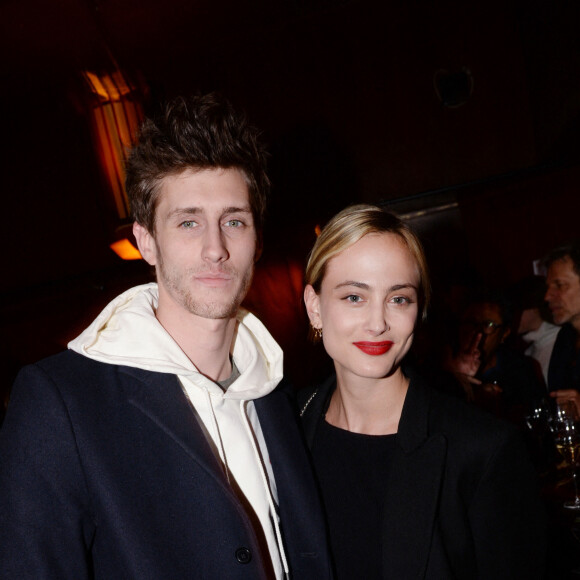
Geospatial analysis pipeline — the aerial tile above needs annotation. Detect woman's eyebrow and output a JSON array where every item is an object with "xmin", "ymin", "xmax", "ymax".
[
  {"xmin": 333, "ymin": 281, "xmax": 418, "ymax": 292},
  {"xmin": 333, "ymin": 281, "xmax": 369, "ymax": 291}
]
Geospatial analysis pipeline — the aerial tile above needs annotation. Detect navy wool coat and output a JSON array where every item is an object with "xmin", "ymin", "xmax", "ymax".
[{"xmin": 0, "ymin": 350, "xmax": 332, "ymax": 579}]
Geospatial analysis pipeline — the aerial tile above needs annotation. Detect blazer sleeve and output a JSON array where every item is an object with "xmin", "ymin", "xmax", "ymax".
[
  {"xmin": 0, "ymin": 364, "xmax": 94, "ymax": 579},
  {"xmin": 468, "ymin": 426, "xmax": 547, "ymax": 579}
]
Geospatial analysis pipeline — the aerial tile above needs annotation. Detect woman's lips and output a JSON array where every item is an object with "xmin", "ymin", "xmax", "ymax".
[{"xmin": 353, "ymin": 341, "xmax": 394, "ymax": 355}]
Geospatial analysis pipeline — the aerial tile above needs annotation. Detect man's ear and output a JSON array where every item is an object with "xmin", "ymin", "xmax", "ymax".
[
  {"xmin": 304, "ymin": 285, "xmax": 322, "ymax": 328},
  {"xmin": 501, "ymin": 326, "xmax": 511, "ymax": 343},
  {"xmin": 132, "ymin": 222, "xmax": 157, "ymax": 266}
]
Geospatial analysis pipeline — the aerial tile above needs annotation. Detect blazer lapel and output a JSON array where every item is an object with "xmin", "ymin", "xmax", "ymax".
[
  {"xmin": 119, "ymin": 366, "xmax": 234, "ymax": 497},
  {"xmin": 382, "ymin": 375, "xmax": 447, "ymax": 579},
  {"xmin": 256, "ymin": 381, "xmax": 324, "ymax": 505},
  {"xmin": 298, "ymin": 374, "xmax": 336, "ymax": 449}
]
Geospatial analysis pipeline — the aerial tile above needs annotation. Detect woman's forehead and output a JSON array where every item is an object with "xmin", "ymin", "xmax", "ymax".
[{"xmin": 324, "ymin": 232, "xmax": 420, "ymax": 283}]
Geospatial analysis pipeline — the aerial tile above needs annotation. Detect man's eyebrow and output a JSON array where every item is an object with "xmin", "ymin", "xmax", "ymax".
[
  {"xmin": 166, "ymin": 207, "xmax": 202, "ymax": 219},
  {"xmin": 166, "ymin": 206, "xmax": 252, "ymax": 219},
  {"xmin": 391, "ymin": 283, "xmax": 418, "ymax": 292},
  {"xmin": 222, "ymin": 206, "xmax": 252, "ymax": 215}
]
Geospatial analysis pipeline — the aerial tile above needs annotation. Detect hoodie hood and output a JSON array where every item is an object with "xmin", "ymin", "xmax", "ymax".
[{"xmin": 68, "ymin": 283, "xmax": 283, "ymax": 400}]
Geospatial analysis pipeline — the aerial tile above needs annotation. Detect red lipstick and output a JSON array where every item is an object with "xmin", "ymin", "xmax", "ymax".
[{"xmin": 353, "ymin": 341, "xmax": 394, "ymax": 356}]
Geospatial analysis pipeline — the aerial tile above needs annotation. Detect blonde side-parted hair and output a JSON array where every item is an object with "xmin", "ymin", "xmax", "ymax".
[{"xmin": 305, "ymin": 204, "xmax": 430, "ymax": 341}]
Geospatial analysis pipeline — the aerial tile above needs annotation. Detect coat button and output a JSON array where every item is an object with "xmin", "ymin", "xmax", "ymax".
[{"xmin": 235, "ymin": 547, "xmax": 252, "ymax": 564}]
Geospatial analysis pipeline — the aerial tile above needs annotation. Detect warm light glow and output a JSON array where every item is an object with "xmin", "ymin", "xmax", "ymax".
[
  {"xmin": 83, "ymin": 71, "xmax": 134, "ymax": 101},
  {"xmin": 314, "ymin": 224, "xmax": 322, "ymax": 237},
  {"xmin": 82, "ymin": 68, "xmax": 144, "ymax": 220},
  {"xmin": 110, "ymin": 238, "xmax": 142, "ymax": 260}
]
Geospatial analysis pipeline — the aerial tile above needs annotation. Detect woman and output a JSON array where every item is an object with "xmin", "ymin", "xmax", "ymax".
[{"xmin": 299, "ymin": 204, "xmax": 545, "ymax": 579}]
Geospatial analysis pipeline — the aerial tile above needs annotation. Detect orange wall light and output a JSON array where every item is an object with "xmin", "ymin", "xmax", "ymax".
[
  {"xmin": 110, "ymin": 238, "xmax": 142, "ymax": 260},
  {"xmin": 82, "ymin": 69, "xmax": 144, "ymax": 220}
]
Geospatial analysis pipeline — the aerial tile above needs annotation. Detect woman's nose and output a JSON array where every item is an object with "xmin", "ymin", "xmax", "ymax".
[{"xmin": 366, "ymin": 303, "xmax": 389, "ymax": 335}]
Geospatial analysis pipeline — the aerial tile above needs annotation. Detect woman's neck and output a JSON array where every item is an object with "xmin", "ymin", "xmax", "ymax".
[{"xmin": 326, "ymin": 369, "xmax": 409, "ymax": 436}]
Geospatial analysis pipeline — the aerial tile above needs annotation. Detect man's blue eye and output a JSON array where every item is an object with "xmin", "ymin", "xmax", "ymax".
[
  {"xmin": 181, "ymin": 221, "xmax": 196, "ymax": 228},
  {"xmin": 345, "ymin": 295, "xmax": 361, "ymax": 303}
]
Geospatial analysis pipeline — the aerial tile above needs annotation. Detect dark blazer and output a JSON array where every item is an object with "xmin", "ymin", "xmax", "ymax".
[
  {"xmin": 299, "ymin": 370, "xmax": 546, "ymax": 580},
  {"xmin": 548, "ymin": 323, "xmax": 580, "ymax": 392},
  {"xmin": 0, "ymin": 350, "xmax": 332, "ymax": 579}
]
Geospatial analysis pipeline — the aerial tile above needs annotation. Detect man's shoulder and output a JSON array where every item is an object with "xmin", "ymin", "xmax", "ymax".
[
  {"xmin": 256, "ymin": 377, "xmax": 297, "ymax": 411},
  {"xmin": 17, "ymin": 351, "xmax": 163, "ymax": 396},
  {"xmin": 555, "ymin": 323, "xmax": 577, "ymax": 343},
  {"xmin": 32, "ymin": 350, "xmax": 115, "ymax": 380}
]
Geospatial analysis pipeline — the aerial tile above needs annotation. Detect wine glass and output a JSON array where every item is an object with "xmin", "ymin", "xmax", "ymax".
[{"xmin": 549, "ymin": 402, "xmax": 580, "ymax": 510}]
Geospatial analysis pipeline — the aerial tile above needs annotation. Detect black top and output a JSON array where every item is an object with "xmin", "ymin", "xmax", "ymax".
[{"xmin": 312, "ymin": 420, "xmax": 397, "ymax": 580}]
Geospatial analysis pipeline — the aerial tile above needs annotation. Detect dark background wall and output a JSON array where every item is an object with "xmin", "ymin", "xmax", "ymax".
[{"xmin": 1, "ymin": 0, "xmax": 579, "ymax": 388}]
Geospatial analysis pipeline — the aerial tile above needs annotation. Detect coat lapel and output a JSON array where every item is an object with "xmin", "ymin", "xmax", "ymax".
[
  {"xmin": 382, "ymin": 374, "xmax": 447, "ymax": 579},
  {"xmin": 118, "ymin": 366, "xmax": 234, "ymax": 497}
]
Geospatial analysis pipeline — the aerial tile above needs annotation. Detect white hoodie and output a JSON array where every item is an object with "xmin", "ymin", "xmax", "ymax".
[{"xmin": 68, "ymin": 283, "xmax": 288, "ymax": 579}]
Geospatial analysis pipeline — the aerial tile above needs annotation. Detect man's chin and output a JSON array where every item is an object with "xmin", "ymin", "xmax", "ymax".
[
  {"xmin": 551, "ymin": 311, "xmax": 567, "ymax": 325},
  {"xmin": 186, "ymin": 300, "xmax": 240, "ymax": 320}
]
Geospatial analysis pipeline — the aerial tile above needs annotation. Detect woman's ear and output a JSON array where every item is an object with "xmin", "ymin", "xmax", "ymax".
[
  {"xmin": 304, "ymin": 285, "xmax": 322, "ymax": 328},
  {"xmin": 133, "ymin": 222, "xmax": 157, "ymax": 266}
]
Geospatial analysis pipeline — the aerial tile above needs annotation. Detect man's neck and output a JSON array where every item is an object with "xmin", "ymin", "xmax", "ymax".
[{"xmin": 155, "ymin": 304, "xmax": 238, "ymax": 382}]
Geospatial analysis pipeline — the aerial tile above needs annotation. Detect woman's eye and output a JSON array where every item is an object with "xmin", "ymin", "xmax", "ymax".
[
  {"xmin": 345, "ymin": 295, "xmax": 362, "ymax": 303},
  {"xmin": 225, "ymin": 219, "xmax": 243, "ymax": 228}
]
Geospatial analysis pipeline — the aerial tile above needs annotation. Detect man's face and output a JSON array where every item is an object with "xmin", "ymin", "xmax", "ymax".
[
  {"xmin": 134, "ymin": 168, "xmax": 258, "ymax": 321},
  {"xmin": 545, "ymin": 256, "xmax": 580, "ymax": 327},
  {"xmin": 459, "ymin": 302, "xmax": 508, "ymax": 364}
]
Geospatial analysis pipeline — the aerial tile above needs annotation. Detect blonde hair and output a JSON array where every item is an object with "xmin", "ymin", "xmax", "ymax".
[{"xmin": 305, "ymin": 204, "xmax": 430, "ymax": 321}]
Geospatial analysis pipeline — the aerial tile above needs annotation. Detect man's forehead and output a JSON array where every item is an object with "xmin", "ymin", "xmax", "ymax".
[
  {"xmin": 157, "ymin": 169, "xmax": 251, "ymax": 209},
  {"xmin": 548, "ymin": 256, "xmax": 579, "ymax": 281},
  {"xmin": 467, "ymin": 302, "xmax": 503, "ymax": 322}
]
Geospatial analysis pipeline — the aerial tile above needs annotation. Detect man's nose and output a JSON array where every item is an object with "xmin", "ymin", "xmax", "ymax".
[{"xmin": 202, "ymin": 225, "xmax": 228, "ymax": 263}]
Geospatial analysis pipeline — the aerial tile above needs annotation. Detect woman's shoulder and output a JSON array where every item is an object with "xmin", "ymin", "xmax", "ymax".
[{"xmin": 407, "ymin": 367, "xmax": 517, "ymax": 443}]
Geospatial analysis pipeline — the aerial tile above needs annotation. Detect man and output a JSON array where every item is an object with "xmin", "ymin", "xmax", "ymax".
[
  {"xmin": 513, "ymin": 275, "xmax": 559, "ymax": 385},
  {"xmin": 545, "ymin": 242, "xmax": 580, "ymax": 413},
  {"xmin": 443, "ymin": 290, "xmax": 544, "ymax": 416},
  {"xmin": 0, "ymin": 94, "xmax": 332, "ymax": 579}
]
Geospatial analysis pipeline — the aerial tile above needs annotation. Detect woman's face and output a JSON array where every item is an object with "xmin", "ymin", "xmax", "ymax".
[{"xmin": 304, "ymin": 232, "xmax": 420, "ymax": 384}]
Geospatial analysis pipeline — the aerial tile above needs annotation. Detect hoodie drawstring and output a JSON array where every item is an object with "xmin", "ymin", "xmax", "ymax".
[{"xmin": 240, "ymin": 400, "xmax": 290, "ymax": 579}]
